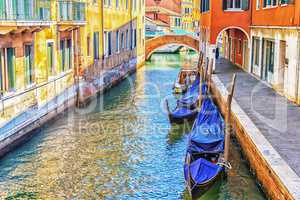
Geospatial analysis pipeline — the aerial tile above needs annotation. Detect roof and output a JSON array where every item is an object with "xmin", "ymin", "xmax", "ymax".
[
  {"xmin": 145, "ymin": 16, "xmax": 169, "ymax": 27},
  {"xmin": 146, "ymin": 6, "xmax": 181, "ymax": 16},
  {"xmin": 146, "ymin": 0, "xmax": 181, "ymax": 13}
]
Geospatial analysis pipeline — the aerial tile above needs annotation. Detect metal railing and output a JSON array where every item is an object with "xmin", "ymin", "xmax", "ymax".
[
  {"xmin": 0, "ymin": 71, "xmax": 74, "ymax": 128},
  {"xmin": 83, "ymin": 49, "xmax": 137, "ymax": 82},
  {"xmin": 0, "ymin": 0, "xmax": 51, "ymax": 21},
  {"xmin": 58, "ymin": 1, "xmax": 86, "ymax": 22}
]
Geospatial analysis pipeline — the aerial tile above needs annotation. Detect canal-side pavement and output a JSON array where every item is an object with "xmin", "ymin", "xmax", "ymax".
[{"xmin": 212, "ymin": 58, "xmax": 300, "ymax": 200}]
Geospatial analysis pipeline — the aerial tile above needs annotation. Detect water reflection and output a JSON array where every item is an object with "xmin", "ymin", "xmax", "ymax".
[{"xmin": 0, "ymin": 53, "xmax": 265, "ymax": 200}]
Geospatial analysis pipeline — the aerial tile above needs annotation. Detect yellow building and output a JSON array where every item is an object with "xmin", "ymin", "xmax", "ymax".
[
  {"xmin": 181, "ymin": 0, "xmax": 199, "ymax": 33},
  {"xmin": 0, "ymin": 0, "xmax": 145, "ymax": 136},
  {"xmin": 102, "ymin": 0, "xmax": 145, "ymax": 68}
]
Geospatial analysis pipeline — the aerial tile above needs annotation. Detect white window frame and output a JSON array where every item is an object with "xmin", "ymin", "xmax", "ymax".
[{"xmin": 226, "ymin": 0, "xmax": 242, "ymax": 10}]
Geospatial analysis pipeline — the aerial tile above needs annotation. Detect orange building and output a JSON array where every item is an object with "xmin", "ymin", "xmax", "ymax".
[
  {"xmin": 199, "ymin": 0, "xmax": 300, "ymax": 104},
  {"xmin": 199, "ymin": 0, "xmax": 251, "ymax": 70},
  {"xmin": 250, "ymin": 0, "xmax": 300, "ymax": 103}
]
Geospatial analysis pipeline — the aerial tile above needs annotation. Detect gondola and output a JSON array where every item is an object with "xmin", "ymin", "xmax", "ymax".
[
  {"xmin": 165, "ymin": 77, "xmax": 207, "ymax": 124},
  {"xmin": 173, "ymin": 68, "xmax": 198, "ymax": 94},
  {"xmin": 184, "ymin": 97, "xmax": 228, "ymax": 199}
]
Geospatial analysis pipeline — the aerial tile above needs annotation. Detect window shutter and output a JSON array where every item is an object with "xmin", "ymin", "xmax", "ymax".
[
  {"xmin": 222, "ymin": 0, "xmax": 227, "ymax": 10},
  {"xmin": 242, "ymin": 0, "xmax": 249, "ymax": 10}
]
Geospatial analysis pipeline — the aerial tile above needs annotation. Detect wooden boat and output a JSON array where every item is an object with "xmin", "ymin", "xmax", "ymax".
[
  {"xmin": 173, "ymin": 68, "xmax": 198, "ymax": 94},
  {"xmin": 183, "ymin": 73, "xmax": 237, "ymax": 199},
  {"xmin": 183, "ymin": 97, "xmax": 226, "ymax": 199},
  {"xmin": 166, "ymin": 77, "xmax": 207, "ymax": 124}
]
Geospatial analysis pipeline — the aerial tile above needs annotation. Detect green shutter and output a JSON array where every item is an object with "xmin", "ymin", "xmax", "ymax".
[
  {"xmin": 7, "ymin": 48, "xmax": 15, "ymax": 90},
  {"xmin": 47, "ymin": 43, "xmax": 53, "ymax": 75},
  {"xmin": 66, "ymin": 39, "xmax": 72, "ymax": 69},
  {"xmin": 12, "ymin": 0, "xmax": 18, "ymax": 19},
  {"xmin": 0, "ymin": 0, "xmax": 5, "ymax": 19},
  {"xmin": 242, "ymin": 0, "xmax": 249, "ymax": 10}
]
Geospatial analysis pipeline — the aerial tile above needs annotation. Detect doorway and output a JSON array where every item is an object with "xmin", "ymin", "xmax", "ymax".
[{"xmin": 262, "ymin": 39, "xmax": 274, "ymax": 82}]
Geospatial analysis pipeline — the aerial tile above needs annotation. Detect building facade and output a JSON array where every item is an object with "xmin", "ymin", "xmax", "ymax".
[
  {"xmin": 250, "ymin": 0, "xmax": 300, "ymax": 103},
  {"xmin": 198, "ymin": 0, "xmax": 300, "ymax": 104},
  {"xmin": 0, "ymin": 0, "xmax": 145, "ymax": 140}
]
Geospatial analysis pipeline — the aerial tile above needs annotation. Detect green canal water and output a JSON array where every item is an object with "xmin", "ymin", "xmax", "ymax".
[{"xmin": 0, "ymin": 53, "xmax": 266, "ymax": 199}]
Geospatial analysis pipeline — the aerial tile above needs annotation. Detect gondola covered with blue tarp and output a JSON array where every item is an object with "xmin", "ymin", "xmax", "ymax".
[
  {"xmin": 184, "ymin": 97, "xmax": 226, "ymax": 199},
  {"xmin": 187, "ymin": 98, "xmax": 225, "ymax": 155},
  {"xmin": 166, "ymin": 76, "xmax": 207, "ymax": 124}
]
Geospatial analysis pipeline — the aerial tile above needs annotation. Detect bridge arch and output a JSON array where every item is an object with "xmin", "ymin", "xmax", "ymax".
[{"xmin": 145, "ymin": 35, "xmax": 200, "ymax": 60}]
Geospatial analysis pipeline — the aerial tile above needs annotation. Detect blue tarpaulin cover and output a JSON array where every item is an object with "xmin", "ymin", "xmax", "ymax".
[
  {"xmin": 178, "ymin": 78, "xmax": 207, "ymax": 108},
  {"xmin": 184, "ymin": 158, "xmax": 222, "ymax": 185},
  {"xmin": 171, "ymin": 107, "xmax": 197, "ymax": 119},
  {"xmin": 169, "ymin": 76, "xmax": 208, "ymax": 120},
  {"xmin": 187, "ymin": 98, "xmax": 225, "ymax": 154}
]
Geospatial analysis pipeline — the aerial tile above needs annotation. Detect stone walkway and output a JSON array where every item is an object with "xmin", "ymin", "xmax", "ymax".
[{"xmin": 215, "ymin": 58, "xmax": 300, "ymax": 177}]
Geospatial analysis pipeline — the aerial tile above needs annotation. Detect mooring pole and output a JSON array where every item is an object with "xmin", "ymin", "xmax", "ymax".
[
  {"xmin": 208, "ymin": 58, "xmax": 213, "ymax": 93},
  {"xmin": 198, "ymin": 66, "xmax": 203, "ymax": 110},
  {"xmin": 224, "ymin": 74, "xmax": 237, "ymax": 162}
]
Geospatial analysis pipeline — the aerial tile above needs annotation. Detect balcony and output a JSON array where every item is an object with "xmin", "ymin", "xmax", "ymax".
[
  {"xmin": 0, "ymin": 0, "xmax": 51, "ymax": 27},
  {"xmin": 58, "ymin": 1, "xmax": 86, "ymax": 25}
]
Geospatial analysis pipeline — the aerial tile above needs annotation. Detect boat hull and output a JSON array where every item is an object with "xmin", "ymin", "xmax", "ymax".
[
  {"xmin": 188, "ymin": 170, "xmax": 224, "ymax": 200},
  {"xmin": 168, "ymin": 110, "xmax": 198, "ymax": 124}
]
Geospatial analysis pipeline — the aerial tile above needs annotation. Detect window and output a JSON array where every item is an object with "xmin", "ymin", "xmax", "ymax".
[
  {"xmin": 0, "ymin": 48, "xmax": 16, "ymax": 92},
  {"xmin": 116, "ymin": 30, "xmax": 119, "ymax": 53},
  {"xmin": 108, "ymin": 31, "xmax": 112, "ymax": 56},
  {"xmin": 116, "ymin": 0, "xmax": 119, "ymax": 8},
  {"xmin": 104, "ymin": 0, "xmax": 111, "ymax": 6},
  {"xmin": 134, "ymin": 0, "xmax": 137, "ymax": 10},
  {"xmin": 256, "ymin": 0, "xmax": 260, "ymax": 9},
  {"xmin": 223, "ymin": 0, "xmax": 249, "ymax": 10},
  {"xmin": 121, "ymin": 32, "xmax": 124, "ymax": 49},
  {"xmin": 263, "ymin": 0, "xmax": 277, "ymax": 7},
  {"xmin": 126, "ymin": 0, "xmax": 128, "ymax": 9},
  {"xmin": 66, "ymin": 39, "xmax": 72, "ymax": 69},
  {"xmin": 200, "ymin": 0, "xmax": 210, "ymax": 12},
  {"xmin": 87, "ymin": 36, "xmax": 90, "ymax": 56},
  {"xmin": 24, "ymin": 44, "xmax": 34, "ymax": 85},
  {"xmin": 104, "ymin": 31, "xmax": 107, "ymax": 57},
  {"xmin": 126, "ymin": 30, "xmax": 129, "ymax": 49},
  {"xmin": 265, "ymin": 40, "xmax": 275, "ymax": 73},
  {"xmin": 94, "ymin": 32, "xmax": 100, "ymax": 59},
  {"xmin": 47, "ymin": 42, "xmax": 54, "ymax": 75},
  {"xmin": 134, "ymin": 29, "xmax": 137, "ymax": 48},
  {"xmin": 252, "ymin": 37, "xmax": 260, "ymax": 66},
  {"xmin": 280, "ymin": 0, "xmax": 290, "ymax": 4},
  {"xmin": 60, "ymin": 40, "xmax": 65, "ymax": 71}
]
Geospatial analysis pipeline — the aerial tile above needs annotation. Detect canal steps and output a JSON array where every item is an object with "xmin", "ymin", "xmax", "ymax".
[{"xmin": 210, "ymin": 58, "xmax": 300, "ymax": 200}]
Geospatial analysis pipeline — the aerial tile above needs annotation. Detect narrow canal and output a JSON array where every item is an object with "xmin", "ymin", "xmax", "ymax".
[{"xmin": 0, "ymin": 53, "xmax": 266, "ymax": 199}]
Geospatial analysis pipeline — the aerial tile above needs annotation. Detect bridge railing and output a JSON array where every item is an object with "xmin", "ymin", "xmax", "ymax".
[{"xmin": 145, "ymin": 29, "xmax": 199, "ymax": 39}]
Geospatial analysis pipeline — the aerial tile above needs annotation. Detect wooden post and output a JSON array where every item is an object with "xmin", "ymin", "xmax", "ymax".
[
  {"xmin": 224, "ymin": 74, "xmax": 237, "ymax": 162},
  {"xmin": 208, "ymin": 58, "xmax": 213, "ymax": 93},
  {"xmin": 197, "ymin": 52, "xmax": 203, "ymax": 69},
  {"xmin": 198, "ymin": 66, "xmax": 203, "ymax": 110}
]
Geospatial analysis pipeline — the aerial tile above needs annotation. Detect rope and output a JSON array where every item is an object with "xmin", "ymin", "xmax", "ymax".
[{"xmin": 217, "ymin": 161, "xmax": 232, "ymax": 170}]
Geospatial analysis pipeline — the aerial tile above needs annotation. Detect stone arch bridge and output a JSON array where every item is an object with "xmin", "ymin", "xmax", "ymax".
[{"xmin": 145, "ymin": 35, "xmax": 200, "ymax": 60}]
